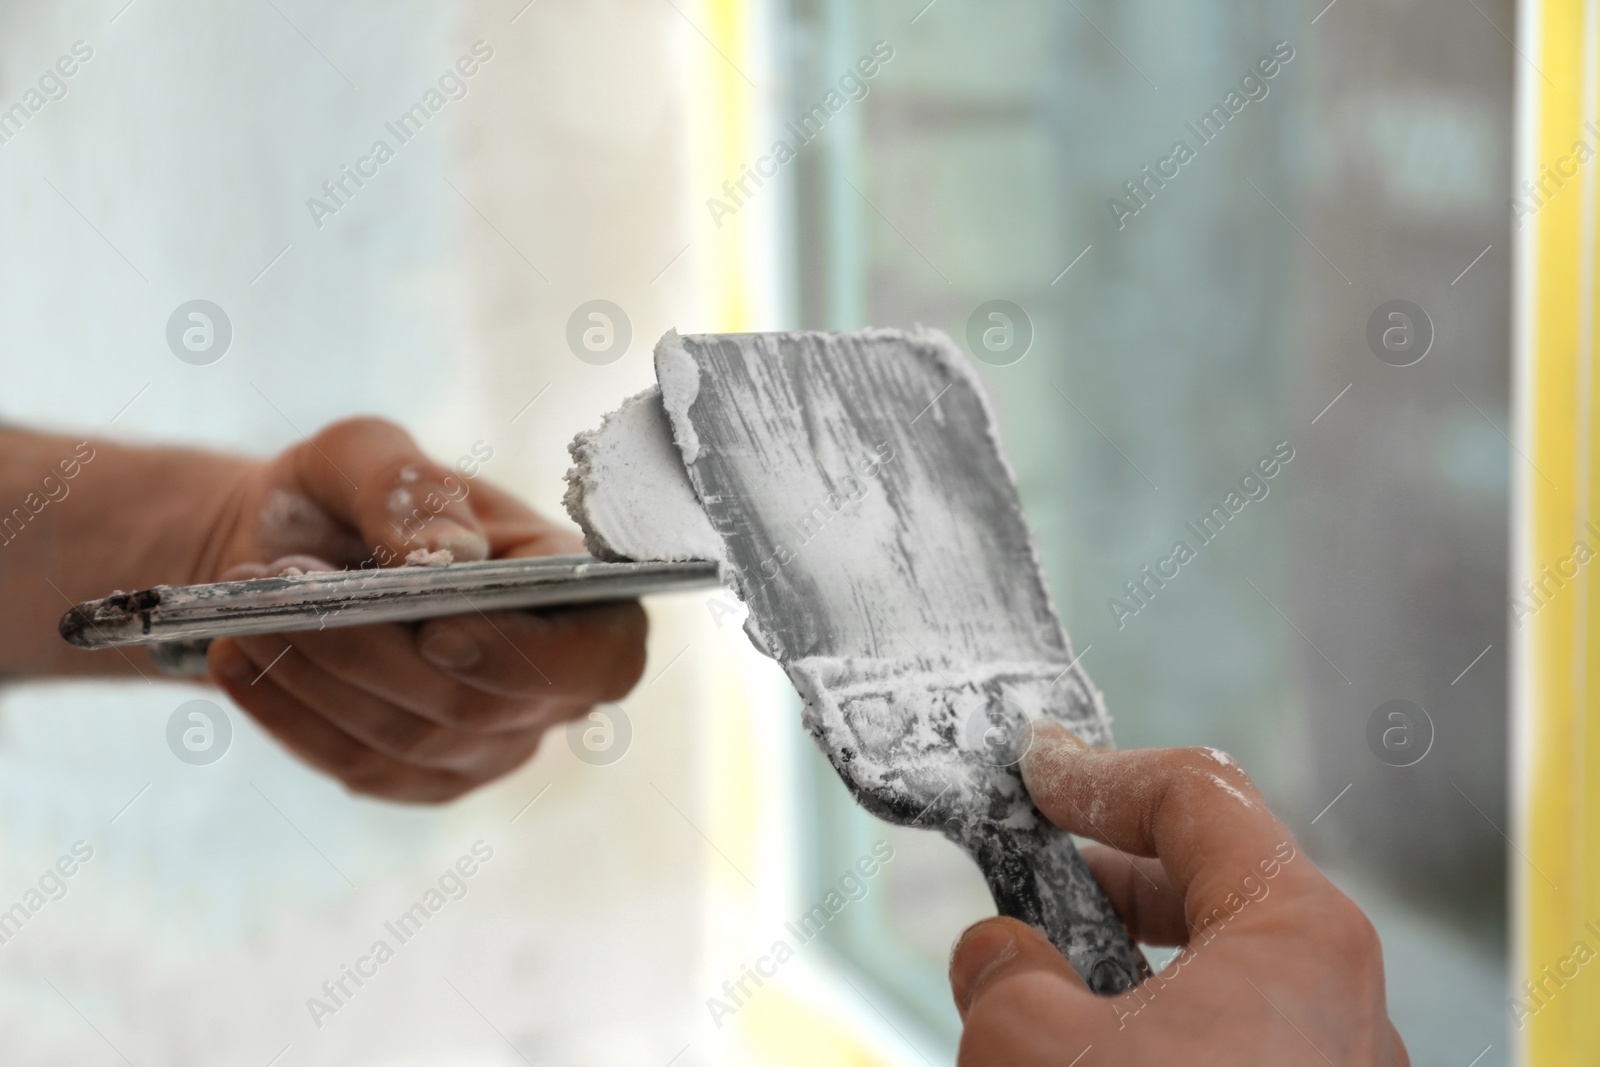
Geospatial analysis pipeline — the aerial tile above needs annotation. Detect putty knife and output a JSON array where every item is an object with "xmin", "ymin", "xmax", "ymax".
[
  {"xmin": 654, "ymin": 328, "xmax": 1149, "ymax": 993},
  {"xmin": 59, "ymin": 556, "xmax": 719, "ymax": 675}
]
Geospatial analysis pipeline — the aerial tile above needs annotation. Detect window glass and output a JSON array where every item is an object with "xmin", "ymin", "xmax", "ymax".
[{"xmin": 789, "ymin": 0, "xmax": 1511, "ymax": 1053}]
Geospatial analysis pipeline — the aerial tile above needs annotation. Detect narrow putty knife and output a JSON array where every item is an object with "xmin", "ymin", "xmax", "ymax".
[
  {"xmin": 654, "ymin": 328, "xmax": 1150, "ymax": 993},
  {"xmin": 59, "ymin": 557, "xmax": 719, "ymax": 675}
]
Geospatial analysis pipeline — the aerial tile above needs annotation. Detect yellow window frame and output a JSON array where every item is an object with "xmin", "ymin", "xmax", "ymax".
[{"xmin": 1517, "ymin": 0, "xmax": 1600, "ymax": 1063}]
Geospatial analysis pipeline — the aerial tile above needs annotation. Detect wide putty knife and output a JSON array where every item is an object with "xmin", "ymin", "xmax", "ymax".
[{"xmin": 653, "ymin": 328, "xmax": 1149, "ymax": 993}]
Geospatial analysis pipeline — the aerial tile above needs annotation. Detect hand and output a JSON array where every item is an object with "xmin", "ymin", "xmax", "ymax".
[
  {"xmin": 199, "ymin": 418, "xmax": 646, "ymax": 803},
  {"xmin": 949, "ymin": 722, "xmax": 1408, "ymax": 1066}
]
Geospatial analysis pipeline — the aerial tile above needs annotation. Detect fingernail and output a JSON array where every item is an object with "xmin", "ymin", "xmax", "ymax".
[
  {"xmin": 950, "ymin": 920, "xmax": 1019, "ymax": 1015},
  {"xmin": 420, "ymin": 626, "xmax": 481, "ymax": 670},
  {"xmin": 413, "ymin": 519, "xmax": 489, "ymax": 562},
  {"xmin": 952, "ymin": 919, "xmax": 1011, "ymax": 967},
  {"xmin": 210, "ymin": 641, "xmax": 253, "ymax": 684},
  {"xmin": 268, "ymin": 555, "xmax": 338, "ymax": 576}
]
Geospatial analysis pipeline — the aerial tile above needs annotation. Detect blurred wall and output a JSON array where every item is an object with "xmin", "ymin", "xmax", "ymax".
[{"xmin": 0, "ymin": 2, "xmax": 741, "ymax": 1064}]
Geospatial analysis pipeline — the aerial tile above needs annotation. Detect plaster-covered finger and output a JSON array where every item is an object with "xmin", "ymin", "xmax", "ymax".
[
  {"xmin": 1020, "ymin": 722, "xmax": 1311, "ymax": 932},
  {"xmin": 217, "ymin": 555, "xmax": 338, "ymax": 583},
  {"xmin": 288, "ymin": 417, "xmax": 489, "ymax": 563}
]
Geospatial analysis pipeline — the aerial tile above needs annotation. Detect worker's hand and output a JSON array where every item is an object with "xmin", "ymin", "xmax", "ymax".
[
  {"xmin": 200, "ymin": 417, "xmax": 646, "ymax": 803},
  {"xmin": 950, "ymin": 723, "xmax": 1408, "ymax": 1066}
]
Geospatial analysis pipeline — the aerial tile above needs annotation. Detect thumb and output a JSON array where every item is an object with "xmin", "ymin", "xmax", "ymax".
[
  {"xmin": 284, "ymin": 417, "xmax": 489, "ymax": 564},
  {"xmin": 950, "ymin": 917, "xmax": 1091, "ymax": 1021}
]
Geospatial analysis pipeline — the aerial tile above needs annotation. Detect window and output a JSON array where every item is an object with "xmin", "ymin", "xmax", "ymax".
[{"xmin": 786, "ymin": 0, "xmax": 1511, "ymax": 1055}]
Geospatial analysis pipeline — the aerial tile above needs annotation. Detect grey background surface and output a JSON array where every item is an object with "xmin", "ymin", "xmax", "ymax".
[{"xmin": 788, "ymin": 1, "xmax": 1511, "ymax": 1061}]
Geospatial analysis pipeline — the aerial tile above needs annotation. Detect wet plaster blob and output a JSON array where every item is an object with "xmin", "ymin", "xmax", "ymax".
[
  {"xmin": 565, "ymin": 328, "xmax": 1149, "ymax": 993},
  {"xmin": 564, "ymin": 386, "xmax": 723, "ymax": 563}
]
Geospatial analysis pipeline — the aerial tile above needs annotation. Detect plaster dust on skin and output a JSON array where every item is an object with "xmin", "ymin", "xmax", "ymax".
[
  {"xmin": 565, "ymin": 327, "xmax": 1148, "ymax": 992},
  {"xmin": 256, "ymin": 488, "xmax": 366, "ymax": 565},
  {"xmin": 1211, "ymin": 774, "xmax": 1256, "ymax": 808}
]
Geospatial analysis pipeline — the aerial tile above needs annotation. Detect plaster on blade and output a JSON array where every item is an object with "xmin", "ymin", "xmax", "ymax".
[{"xmin": 563, "ymin": 386, "xmax": 723, "ymax": 563}]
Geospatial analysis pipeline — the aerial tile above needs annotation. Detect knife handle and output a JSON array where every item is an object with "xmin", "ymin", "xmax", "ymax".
[{"xmin": 965, "ymin": 820, "xmax": 1151, "ymax": 994}]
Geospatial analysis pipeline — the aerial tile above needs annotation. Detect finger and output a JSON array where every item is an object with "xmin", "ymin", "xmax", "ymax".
[
  {"xmin": 1078, "ymin": 844, "xmax": 1189, "ymax": 947},
  {"xmin": 415, "ymin": 601, "xmax": 648, "ymax": 702},
  {"xmin": 1388, "ymin": 1021, "xmax": 1411, "ymax": 1067},
  {"xmin": 232, "ymin": 634, "xmax": 545, "ymax": 774},
  {"xmin": 1021, "ymin": 723, "xmax": 1308, "ymax": 930},
  {"xmin": 953, "ymin": 919, "xmax": 1133, "ymax": 1067},
  {"xmin": 266, "ymin": 623, "xmax": 544, "ymax": 732},
  {"xmin": 465, "ymin": 478, "xmax": 588, "ymax": 559},
  {"xmin": 279, "ymin": 604, "xmax": 639, "ymax": 731},
  {"xmin": 950, "ymin": 917, "xmax": 1090, "ymax": 1021},
  {"xmin": 957, "ymin": 984, "xmax": 1108, "ymax": 1067},
  {"xmin": 286, "ymin": 417, "xmax": 490, "ymax": 563},
  {"xmin": 218, "ymin": 555, "xmax": 338, "ymax": 582},
  {"xmin": 208, "ymin": 639, "xmax": 479, "ymax": 803}
]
